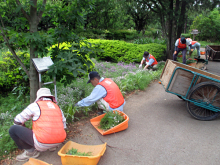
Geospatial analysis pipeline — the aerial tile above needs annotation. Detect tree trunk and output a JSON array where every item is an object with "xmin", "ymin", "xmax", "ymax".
[
  {"xmin": 177, "ymin": 0, "xmax": 187, "ymax": 38},
  {"xmin": 29, "ymin": 4, "xmax": 40, "ymax": 103},
  {"xmin": 166, "ymin": 0, "xmax": 174, "ymax": 60}
]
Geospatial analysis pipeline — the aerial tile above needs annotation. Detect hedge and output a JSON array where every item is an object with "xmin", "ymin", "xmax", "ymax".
[
  {"xmin": 86, "ymin": 39, "xmax": 166, "ymax": 63},
  {"xmin": 0, "ymin": 51, "xmax": 29, "ymax": 95}
]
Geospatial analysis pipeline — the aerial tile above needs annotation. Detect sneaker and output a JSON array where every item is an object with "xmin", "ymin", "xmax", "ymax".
[{"xmin": 16, "ymin": 149, "xmax": 40, "ymax": 161}]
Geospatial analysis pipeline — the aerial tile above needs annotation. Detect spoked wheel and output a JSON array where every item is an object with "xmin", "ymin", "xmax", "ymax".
[
  {"xmin": 186, "ymin": 82, "xmax": 220, "ymax": 120},
  {"xmin": 205, "ymin": 49, "xmax": 209, "ymax": 60}
]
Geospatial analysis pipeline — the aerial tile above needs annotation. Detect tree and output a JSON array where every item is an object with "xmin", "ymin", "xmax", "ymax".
[
  {"xmin": 142, "ymin": 0, "xmax": 219, "ymax": 59},
  {"xmin": 124, "ymin": 0, "xmax": 152, "ymax": 33},
  {"xmin": 85, "ymin": 0, "xmax": 127, "ymax": 29},
  {"xmin": 0, "ymin": 0, "xmax": 94, "ymax": 102},
  {"xmin": 0, "ymin": 0, "xmax": 46, "ymax": 102}
]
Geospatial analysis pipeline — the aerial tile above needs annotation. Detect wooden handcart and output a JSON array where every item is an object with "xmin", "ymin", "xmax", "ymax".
[
  {"xmin": 160, "ymin": 59, "xmax": 220, "ymax": 121},
  {"xmin": 205, "ymin": 45, "xmax": 220, "ymax": 60}
]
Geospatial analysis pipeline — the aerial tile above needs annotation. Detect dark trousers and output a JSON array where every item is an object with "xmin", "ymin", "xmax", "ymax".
[
  {"xmin": 9, "ymin": 125, "xmax": 34, "ymax": 150},
  {"xmin": 173, "ymin": 48, "xmax": 187, "ymax": 64}
]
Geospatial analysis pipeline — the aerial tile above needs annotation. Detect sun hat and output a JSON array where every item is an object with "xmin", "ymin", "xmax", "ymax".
[
  {"xmin": 87, "ymin": 71, "xmax": 100, "ymax": 84},
  {"xmin": 34, "ymin": 88, "xmax": 56, "ymax": 103}
]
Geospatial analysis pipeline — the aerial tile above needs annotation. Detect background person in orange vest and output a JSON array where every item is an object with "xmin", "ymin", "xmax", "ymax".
[
  {"xmin": 9, "ymin": 88, "xmax": 67, "ymax": 162},
  {"xmin": 75, "ymin": 71, "xmax": 126, "ymax": 115},
  {"xmin": 173, "ymin": 37, "xmax": 191, "ymax": 64},
  {"xmin": 139, "ymin": 51, "xmax": 158, "ymax": 70},
  {"xmin": 187, "ymin": 38, "xmax": 201, "ymax": 58}
]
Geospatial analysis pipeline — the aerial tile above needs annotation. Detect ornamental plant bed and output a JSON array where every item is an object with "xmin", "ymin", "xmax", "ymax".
[{"xmin": 90, "ymin": 110, "xmax": 129, "ymax": 135}]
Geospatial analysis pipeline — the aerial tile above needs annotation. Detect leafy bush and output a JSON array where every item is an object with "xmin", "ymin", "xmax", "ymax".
[
  {"xmin": 190, "ymin": 9, "xmax": 220, "ymax": 42},
  {"xmin": 144, "ymin": 28, "xmax": 161, "ymax": 38},
  {"xmin": 133, "ymin": 37, "xmax": 166, "ymax": 45},
  {"xmin": 74, "ymin": 29, "xmax": 139, "ymax": 40},
  {"xmin": 0, "ymin": 51, "xmax": 29, "ymax": 95},
  {"xmin": 181, "ymin": 33, "xmax": 191, "ymax": 38},
  {"xmin": 105, "ymin": 29, "xmax": 139, "ymax": 40},
  {"xmin": 87, "ymin": 39, "xmax": 166, "ymax": 63},
  {"xmin": 0, "ymin": 93, "xmax": 30, "ymax": 160},
  {"xmin": 48, "ymin": 41, "xmax": 95, "ymax": 85}
]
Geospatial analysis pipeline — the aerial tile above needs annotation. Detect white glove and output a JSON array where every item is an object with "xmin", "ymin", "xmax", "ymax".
[{"xmin": 139, "ymin": 64, "xmax": 142, "ymax": 68}]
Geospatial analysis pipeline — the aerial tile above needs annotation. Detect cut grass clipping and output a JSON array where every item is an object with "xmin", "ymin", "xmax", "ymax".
[
  {"xmin": 66, "ymin": 148, "xmax": 92, "ymax": 156},
  {"xmin": 99, "ymin": 111, "xmax": 125, "ymax": 131}
]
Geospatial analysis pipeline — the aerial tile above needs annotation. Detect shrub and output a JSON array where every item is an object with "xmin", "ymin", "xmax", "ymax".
[
  {"xmin": 48, "ymin": 41, "xmax": 95, "ymax": 85},
  {"xmin": 144, "ymin": 28, "xmax": 161, "ymax": 38},
  {"xmin": 190, "ymin": 9, "xmax": 220, "ymax": 41},
  {"xmin": 0, "ymin": 51, "xmax": 29, "ymax": 95},
  {"xmin": 74, "ymin": 29, "xmax": 139, "ymax": 40},
  {"xmin": 87, "ymin": 39, "xmax": 166, "ymax": 63},
  {"xmin": 133, "ymin": 37, "xmax": 166, "ymax": 45},
  {"xmin": 104, "ymin": 29, "xmax": 139, "ymax": 40},
  {"xmin": 181, "ymin": 33, "xmax": 191, "ymax": 38}
]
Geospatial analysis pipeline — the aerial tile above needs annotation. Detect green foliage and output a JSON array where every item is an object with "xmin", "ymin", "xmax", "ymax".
[
  {"xmin": 0, "ymin": 51, "xmax": 29, "ymax": 94},
  {"xmin": 87, "ymin": 39, "xmax": 166, "ymax": 63},
  {"xmin": 144, "ymin": 28, "xmax": 161, "ymax": 38},
  {"xmin": 199, "ymin": 40, "xmax": 220, "ymax": 47},
  {"xmin": 190, "ymin": 9, "xmax": 220, "ymax": 41},
  {"xmin": 186, "ymin": 59, "xmax": 197, "ymax": 65},
  {"xmin": 133, "ymin": 37, "xmax": 166, "ymax": 45},
  {"xmin": 66, "ymin": 148, "xmax": 92, "ymax": 156},
  {"xmin": 181, "ymin": 33, "xmax": 191, "ymax": 38},
  {"xmin": 75, "ymin": 29, "xmax": 140, "ymax": 40},
  {"xmin": 0, "ymin": 93, "xmax": 30, "ymax": 160},
  {"xmin": 47, "ymin": 41, "xmax": 95, "ymax": 85},
  {"xmin": 105, "ymin": 29, "xmax": 139, "ymax": 40},
  {"xmin": 98, "ymin": 111, "xmax": 125, "ymax": 131}
]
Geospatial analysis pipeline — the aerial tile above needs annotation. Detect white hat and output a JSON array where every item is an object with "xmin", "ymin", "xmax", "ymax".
[{"xmin": 34, "ymin": 88, "xmax": 55, "ymax": 103}]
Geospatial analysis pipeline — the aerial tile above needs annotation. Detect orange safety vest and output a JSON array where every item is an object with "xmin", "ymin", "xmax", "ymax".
[
  {"xmin": 33, "ymin": 101, "xmax": 66, "ymax": 144},
  {"xmin": 178, "ymin": 38, "xmax": 186, "ymax": 49},
  {"xmin": 98, "ymin": 78, "xmax": 124, "ymax": 109},
  {"xmin": 146, "ymin": 54, "xmax": 158, "ymax": 66},
  {"xmin": 191, "ymin": 41, "xmax": 197, "ymax": 45}
]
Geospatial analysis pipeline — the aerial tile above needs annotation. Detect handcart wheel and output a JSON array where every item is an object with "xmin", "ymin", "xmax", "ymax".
[
  {"xmin": 205, "ymin": 49, "xmax": 210, "ymax": 60},
  {"xmin": 177, "ymin": 95, "xmax": 185, "ymax": 101},
  {"xmin": 186, "ymin": 82, "xmax": 220, "ymax": 120}
]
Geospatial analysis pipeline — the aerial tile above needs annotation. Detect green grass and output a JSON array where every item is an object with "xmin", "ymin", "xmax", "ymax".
[{"xmin": 198, "ymin": 40, "xmax": 220, "ymax": 47}]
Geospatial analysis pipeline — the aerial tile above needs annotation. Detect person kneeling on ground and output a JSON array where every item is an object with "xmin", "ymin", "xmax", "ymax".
[
  {"xmin": 139, "ymin": 51, "xmax": 158, "ymax": 70},
  {"xmin": 9, "ymin": 88, "xmax": 67, "ymax": 162},
  {"xmin": 75, "ymin": 71, "xmax": 126, "ymax": 115}
]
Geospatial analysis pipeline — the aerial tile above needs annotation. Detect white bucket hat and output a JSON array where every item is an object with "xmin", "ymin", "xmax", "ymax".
[{"xmin": 34, "ymin": 88, "xmax": 56, "ymax": 103}]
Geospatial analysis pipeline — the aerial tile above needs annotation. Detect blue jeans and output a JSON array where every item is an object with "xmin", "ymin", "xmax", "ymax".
[{"xmin": 191, "ymin": 42, "xmax": 201, "ymax": 57}]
